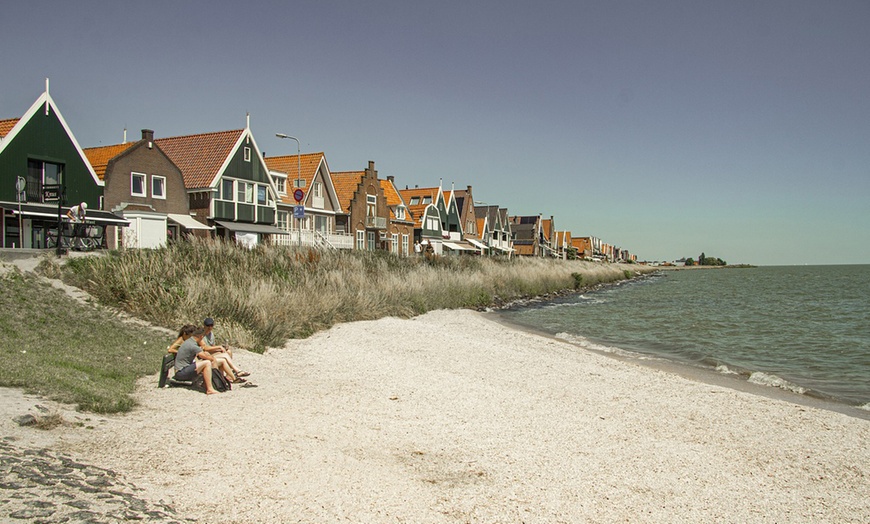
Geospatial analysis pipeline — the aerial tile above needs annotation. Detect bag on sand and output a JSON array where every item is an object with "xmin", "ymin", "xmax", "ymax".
[{"xmin": 191, "ymin": 369, "xmax": 231, "ymax": 393}]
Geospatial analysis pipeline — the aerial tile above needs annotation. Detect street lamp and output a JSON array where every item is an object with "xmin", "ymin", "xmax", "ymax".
[{"xmin": 276, "ymin": 133, "xmax": 303, "ymax": 246}]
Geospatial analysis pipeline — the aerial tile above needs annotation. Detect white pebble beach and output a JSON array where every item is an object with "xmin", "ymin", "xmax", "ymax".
[{"xmin": 3, "ymin": 308, "xmax": 869, "ymax": 523}]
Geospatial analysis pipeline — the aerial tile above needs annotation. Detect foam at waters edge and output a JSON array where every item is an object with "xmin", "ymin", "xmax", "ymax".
[
  {"xmin": 556, "ymin": 332, "xmax": 654, "ymax": 360},
  {"xmin": 747, "ymin": 372, "xmax": 808, "ymax": 395}
]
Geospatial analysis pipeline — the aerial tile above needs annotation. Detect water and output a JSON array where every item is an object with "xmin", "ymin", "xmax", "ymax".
[{"xmin": 496, "ymin": 265, "xmax": 870, "ymax": 411}]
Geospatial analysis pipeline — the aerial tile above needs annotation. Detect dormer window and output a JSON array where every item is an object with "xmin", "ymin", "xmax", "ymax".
[
  {"xmin": 422, "ymin": 196, "xmax": 432, "ymax": 205},
  {"xmin": 396, "ymin": 206, "xmax": 406, "ymax": 220},
  {"xmin": 275, "ymin": 177, "xmax": 286, "ymax": 195},
  {"xmin": 409, "ymin": 197, "xmax": 420, "ymax": 205}
]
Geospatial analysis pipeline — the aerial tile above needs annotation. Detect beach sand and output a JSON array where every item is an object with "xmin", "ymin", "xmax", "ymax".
[{"xmin": 4, "ymin": 308, "xmax": 869, "ymax": 523}]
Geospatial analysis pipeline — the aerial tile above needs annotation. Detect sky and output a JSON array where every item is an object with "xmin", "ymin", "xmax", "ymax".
[{"xmin": 2, "ymin": 0, "xmax": 868, "ymax": 265}]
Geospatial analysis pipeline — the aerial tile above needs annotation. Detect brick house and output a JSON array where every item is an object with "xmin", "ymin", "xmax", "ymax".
[{"xmin": 331, "ymin": 161, "xmax": 390, "ymax": 251}]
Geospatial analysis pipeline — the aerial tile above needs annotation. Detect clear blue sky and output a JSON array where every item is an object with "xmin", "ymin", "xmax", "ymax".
[{"xmin": 3, "ymin": 1, "xmax": 868, "ymax": 265}]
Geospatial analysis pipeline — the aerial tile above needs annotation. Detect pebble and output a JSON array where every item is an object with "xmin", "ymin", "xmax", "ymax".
[{"xmin": 0, "ymin": 437, "xmax": 190, "ymax": 523}]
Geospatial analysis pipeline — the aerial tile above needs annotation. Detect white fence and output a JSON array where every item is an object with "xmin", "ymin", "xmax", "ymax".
[{"xmin": 272, "ymin": 230, "xmax": 354, "ymax": 250}]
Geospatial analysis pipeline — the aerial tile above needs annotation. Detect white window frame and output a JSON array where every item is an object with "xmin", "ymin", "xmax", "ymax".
[
  {"xmin": 277, "ymin": 211, "xmax": 289, "ymax": 231},
  {"xmin": 244, "ymin": 147, "xmax": 252, "ymax": 162},
  {"xmin": 275, "ymin": 177, "xmax": 286, "ymax": 195},
  {"xmin": 313, "ymin": 182, "xmax": 323, "ymax": 198},
  {"xmin": 391, "ymin": 233, "xmax": 398, "ymax": 254},
  {"xmin": 356, "ymin": 230, "xmax": 365, "ymax": 250},
  {"xmin": 131, "ymin": 172, "xmax": 147, "ymax": 197},
  {"xmin": 396, "ymin": 206, "xmax": 406, "ymax": 220},
  {"xmin": 222, "ymin": 179, "xmax": 234, "ymax": 200},
  {"xmin": 367, "ymin": 231, "xmax": 376, "ymax": 251},
  {"xmin": 152, "ymin": 175, "xmax": 166, "ymax": 200},
  {"xmin": 257, "ymin": 184, "xmax": 267, "ymax": 205},
  {"xmin": 402, "ymin": 234, "xmax": 409, "ymax": 256}
]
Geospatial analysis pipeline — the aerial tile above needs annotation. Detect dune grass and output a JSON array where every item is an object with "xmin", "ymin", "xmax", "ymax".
[{"xmin": 51, "ymin": 238, "xmax": 646, "ymax": 352}]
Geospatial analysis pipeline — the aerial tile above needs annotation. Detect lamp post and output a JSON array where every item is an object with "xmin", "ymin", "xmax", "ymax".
[{"xmin": 276, "ymin": 133, "xmax": 302, "ymax": 246}]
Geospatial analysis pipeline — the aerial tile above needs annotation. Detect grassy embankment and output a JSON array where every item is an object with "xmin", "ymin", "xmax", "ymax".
[{"xmin": 2, "ymin": 239, "xmax": 650, "ymax": 413}]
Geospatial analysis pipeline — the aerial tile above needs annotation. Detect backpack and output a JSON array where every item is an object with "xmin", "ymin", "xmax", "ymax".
[{"xmin": 191, "ymin": 369, "xmax": 232, "ymax": 393}]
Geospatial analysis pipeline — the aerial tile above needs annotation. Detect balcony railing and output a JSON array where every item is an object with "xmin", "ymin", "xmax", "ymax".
[
  {"xmin": 365, "ymin": 216, "xmax": 387, "ymax": 229},
  {"xmin": 272, "ymin": 230, "xmax": 353, "ymax": 250}
]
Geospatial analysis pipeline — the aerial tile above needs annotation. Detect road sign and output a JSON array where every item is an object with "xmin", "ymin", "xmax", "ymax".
[
  {"xmin": 42, "ymin": 184, "xmax": 61, "ymax": 202},
  {"xmin": 293, "ymin": 205, "xmax": 305, "ymax": 219},
  {"xmin": 293, "ymin": 188, "xmax": 304, "ymax": 202},
  {"xmin": 15, "ymin": 177, "xmax": 25, "ymax": 193}
]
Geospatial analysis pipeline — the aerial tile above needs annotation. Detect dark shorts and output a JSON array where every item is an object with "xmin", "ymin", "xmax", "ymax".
[{"xmin": 174, "ymin": 362, "xmax": 198, "ymax": 381}]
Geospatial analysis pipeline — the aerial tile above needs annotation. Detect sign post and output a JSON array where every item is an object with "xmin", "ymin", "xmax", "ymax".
[{"xmin": 15, "ymin": 177, "xmax": 25, "ymax": 248}]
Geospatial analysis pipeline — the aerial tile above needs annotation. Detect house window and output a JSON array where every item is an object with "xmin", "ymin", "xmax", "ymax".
[
  {"xmin": 422, "ymin": 196, "xmax": 432, "ymax": 204},
  {"xmin": 396, "ymin": 206, "xmax": 406, "ymax": 220},
  {"xmin": 313, "ymin": 182, "xmax": 323, "ymax": 198},
  {"xmin": 409, "ymin": 197, "xmax": 420, "ymax": 206},
  {"xmin": 237, "ymin": 182, "xmax": 253, "ymax": 203},
  {"xmin": 356, "ymin": 230, "xmax": 365, "ymax": 250},
  {"xmin": 222, "ymin": 179, "xmax": 234, "ymax": 200},
  {"xmin": 26, "ymin": 159, "xmax": 63, "ymax": 202},
  {"xmin": 257, "ymin": 185, "xmax": 267, "ymax": 205},
  {"xmin": 402, "ymin": 234, "xmax": 409, "ymax": 256},
  {"xmin": 391, "ymin": 233, "xmax": 398, "ymax": 254},
  {"xmin": 275, "ymin": 177, "xmax": 286, "ymax": 195},
  {"xmin": 426, "ymin": 216, "xmax": 440, "ymax": 231},
  {"xmin": 152, "ymin": 176, "xmax": 166, "ymax": 199},
  {"xmin": 314, "ymin": 215, "xmax": 328, "ymax": 233},
  {"xmin": 244, "ymin": 147, "xmax": 252, "ymax": 162},
  {"xmin": 367, "ymin": 231, "xmax": 376, "ymax": 251},
  {"xmin": 366, "ymin": 194, "xmax": 377, "ymax": 217},
  {"xmin": 131, "ymin": 172, "xmax": 146, "ymax": 197},
  {"xmin": 277, "ymin": 211, "xmax": 289, "ymax": 230}
]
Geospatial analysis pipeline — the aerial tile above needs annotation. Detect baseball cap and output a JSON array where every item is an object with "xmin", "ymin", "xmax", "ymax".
[{"xmin": 204, "ymin": 317, "xmax": 214, "ymax": 326}]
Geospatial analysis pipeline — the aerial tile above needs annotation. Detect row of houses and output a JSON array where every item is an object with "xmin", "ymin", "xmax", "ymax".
[{"xmin": 0, "ymin": 85, "xmax": 637, "ymax": 262}]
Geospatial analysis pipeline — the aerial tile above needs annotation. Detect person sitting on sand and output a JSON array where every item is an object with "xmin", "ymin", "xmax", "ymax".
[
  {"xmin": 167, "ymin": 324, "xmax": 196, "ymax": 354},
  {"xmin": 173, "ymin": 325, "xmax": 219, "ymax": 395},
  {"xmin": 200, "ymin": 317, "xmax": 250, "ymax": 379}
]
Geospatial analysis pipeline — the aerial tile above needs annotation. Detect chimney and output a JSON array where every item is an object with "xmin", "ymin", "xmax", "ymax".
[
  {"xmin": 141, "ymin": 129, "xmax": 154, "ymax": 149},
  {"xmin": 467, "ymin": 185, "xmax": 472, "ymax": 193},
  {"xmin": 387, "ymin": 175, "xmax": 394, "ymax": 183}
]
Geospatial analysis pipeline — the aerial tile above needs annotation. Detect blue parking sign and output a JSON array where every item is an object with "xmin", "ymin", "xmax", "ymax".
[{"xmin": 293, "ymin": 205, "xmax": 305, "ymax": 219}]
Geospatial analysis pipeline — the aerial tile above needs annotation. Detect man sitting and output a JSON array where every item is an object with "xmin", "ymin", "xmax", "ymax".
[{"xmin": 174, "ymin": 326, "xmax": 220, "ymax": 394}]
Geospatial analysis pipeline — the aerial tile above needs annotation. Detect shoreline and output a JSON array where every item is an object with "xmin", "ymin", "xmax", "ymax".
[
  {"xmin": 3, "ymin": 308, "xmax": 868, "ymax": 523},
  {"xmin": 486, "ymin": 311, "xmax": 870, "ymax": 421}
]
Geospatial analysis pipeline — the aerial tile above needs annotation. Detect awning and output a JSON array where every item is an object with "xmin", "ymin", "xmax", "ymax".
[
  {"xmin": 467, "ymin": 238, "xmax": 488, "ymax": 250},
  {"xmin": 167, "ymin": 213, "xmax": 213, "ymax": 230},
  {"xmin": 214, "ymin": 220, "xmax": 287, "ymax": 235},
  {"xmin": 2, "ymin": 202, "xmax": 129, "ymax": 225},
  {"xmin": 443, "ymin": 241, "xmax": 475, "ymax": 251}
]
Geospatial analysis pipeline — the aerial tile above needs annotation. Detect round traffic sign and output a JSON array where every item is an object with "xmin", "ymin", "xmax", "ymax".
[{"xmin": 293, "ymin": 188, "xmax": 304, "ymax": 202}]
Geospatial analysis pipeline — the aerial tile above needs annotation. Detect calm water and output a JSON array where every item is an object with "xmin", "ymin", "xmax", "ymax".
[{"xmin": 497, "ymin": 265, "xmax": 870, "ymax": 410}]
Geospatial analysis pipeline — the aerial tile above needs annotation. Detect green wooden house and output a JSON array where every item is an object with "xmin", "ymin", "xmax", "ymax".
[
  {"xmin": 0, "ymin": 86, "xmax": 124, "ymax": 248},
  {"xmin": 154, "ymin": 120, "xmax": 282, "ymax": 247}
]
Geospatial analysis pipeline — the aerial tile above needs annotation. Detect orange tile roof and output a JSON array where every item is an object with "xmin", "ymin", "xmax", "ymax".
[
  {"xmin": 476, "ymin": 217, "xmax": 486, "ymax": 235},
  {"xmin": 541, "ymin": 219, "xmax": 552, "ymax": 241},
  {"xmin": 330, "ymin": 171, "xmax": 364, "ymax": 212},
  {"xmin": 514, "ymin": 244, "xmax": 535, "ymax": 256},
  {"xmin": 265, "ymin": 152, "xmax": 325, "ymax": 205},
  {"xmin": 155, "ymin": 129, "xmax": 243, "ymax": 189},
  {"xmin": 380, "ymin": 179, "xmax": 414, "ymax": 222},
  {"xmin": 399, "ymin": 187, "xmax": 440, "ymax": 228},
  {"xmin": 0, "ymin": 118, "xmax": 19, "ymax": 138},
  {"xmin": 83, "ymin": 142, "xmax": 136, "ymax": 180}
]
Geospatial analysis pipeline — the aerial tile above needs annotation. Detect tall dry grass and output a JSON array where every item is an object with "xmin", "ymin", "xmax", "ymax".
[{"xmin": 50, "ymin": 238, "xmax": 649, "ymax": 351}]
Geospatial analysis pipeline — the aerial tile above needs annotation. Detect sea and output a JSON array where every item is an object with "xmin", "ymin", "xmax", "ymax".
[{"xmin": 495, "ymin": 264, "xmax": 870, "ymax": 415}]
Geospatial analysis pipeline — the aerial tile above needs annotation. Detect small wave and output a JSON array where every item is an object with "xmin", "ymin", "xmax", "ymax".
[
  {"xmin": 556, "ymin": 333, "xmax": 651, "ymax": 359},
  {"xmin": 859, "ymin": 403, "xmax": 870, "ymax": 412},
  {"xmin": 747, "ymin": 372, "xmax": 808, "ymax": 395},
  {"xmin": 715, "ymin": 364, "xmax": 740, "ymax": 375}
]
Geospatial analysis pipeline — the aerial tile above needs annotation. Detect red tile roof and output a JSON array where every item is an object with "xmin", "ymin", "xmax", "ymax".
[
  {"xmin": 264, "ymin": 152, "xmax": 325, "ymax": 205},
  {"xmin": 155, "ymin": 129, "xmax": 243, "ymax": 189},
  {"xmin": 0, "ymin": 118, "xmax": 19, "ymax": 138},
  {"xmin": 83, "ymin": 142, "xmax": 136, "ymax": 180},
  {"xmin": 331, "ymin": 171, "xmax": 364, "ymax": 213}
]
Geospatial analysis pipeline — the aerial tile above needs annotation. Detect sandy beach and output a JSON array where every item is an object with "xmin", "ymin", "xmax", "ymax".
[{"xmin": 3, "ymin": 308, "xmax": 869, "ymax": 523}]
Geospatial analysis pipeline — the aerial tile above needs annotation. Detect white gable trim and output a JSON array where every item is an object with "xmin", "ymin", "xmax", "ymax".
[{"xmin": 0, "ymin": 91, "xmax": 103, "ymax": 186}]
